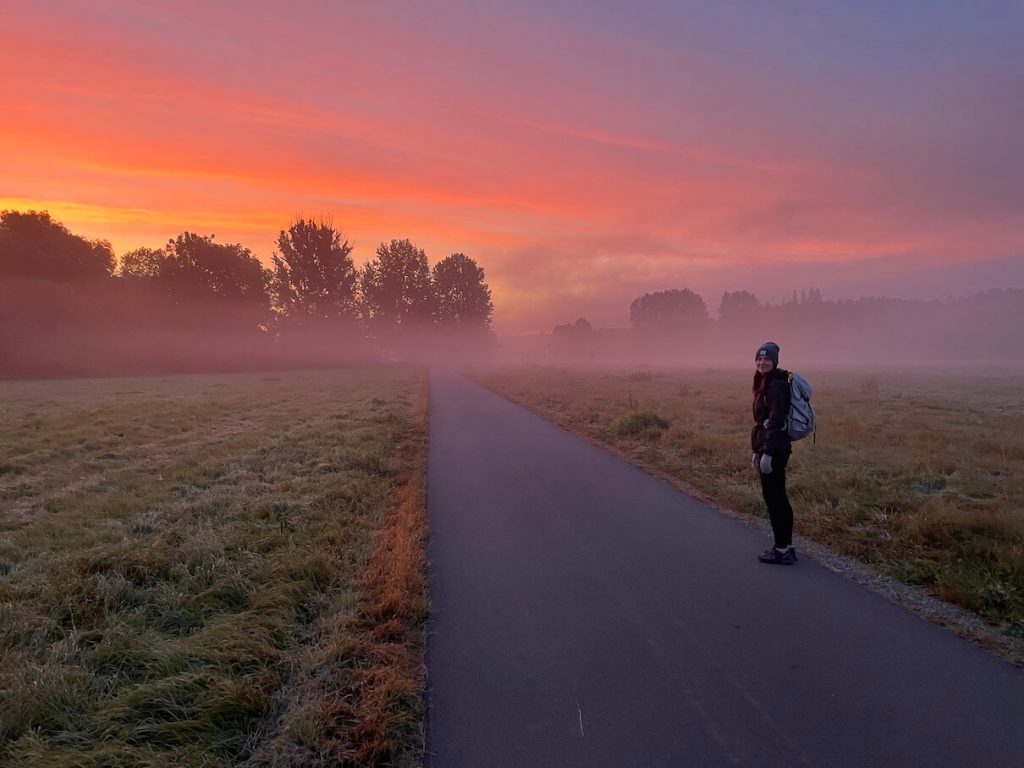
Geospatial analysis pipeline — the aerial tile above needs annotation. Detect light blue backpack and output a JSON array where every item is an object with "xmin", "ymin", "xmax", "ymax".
[{"xmin": 787, "ymin": 372, "xmax": 816, "ymax": 442}]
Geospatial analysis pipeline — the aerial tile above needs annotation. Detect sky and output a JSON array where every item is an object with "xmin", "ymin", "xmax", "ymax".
[{"xmin": 2, "ymin": 0, "xmax": 1023, "ymax": 333}]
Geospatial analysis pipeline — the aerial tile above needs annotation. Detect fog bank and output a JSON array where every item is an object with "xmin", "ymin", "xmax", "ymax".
[{"xmin": 491, "ymin": 289, "xmax": 1024, "ymax": 369}]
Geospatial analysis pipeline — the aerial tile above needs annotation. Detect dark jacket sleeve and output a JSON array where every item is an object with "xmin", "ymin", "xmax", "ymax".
[
  {"xmin": 762, "ymin": 378, "xmax": 791, "ymax": 455},
  {"xmin": 751, "ymin": 374, "xmax": 793, "ymax": 455}
]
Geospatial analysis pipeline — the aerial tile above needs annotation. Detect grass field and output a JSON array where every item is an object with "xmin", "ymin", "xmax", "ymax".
[
  {"xmin": 468, "ymin": 366, "xmax": 1024, "ymax": 639},
  {"xmin": 0, "ymin": 366, "xmax": 429, "ymax": 767}
]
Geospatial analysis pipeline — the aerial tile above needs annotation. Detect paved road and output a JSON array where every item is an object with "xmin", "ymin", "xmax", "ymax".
[{"xmin": 425, "ymin": 372, "xmax": 1024, "ymax": 767}]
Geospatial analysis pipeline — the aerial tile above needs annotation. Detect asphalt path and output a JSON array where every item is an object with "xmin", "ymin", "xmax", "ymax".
[{"xmin": 425, "ymin": 371, "xmax": 1024, "ymax": 767}]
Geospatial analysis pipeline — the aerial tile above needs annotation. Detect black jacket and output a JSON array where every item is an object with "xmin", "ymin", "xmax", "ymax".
[{"xmin": 751, "ymin": 369, "xmax": 792, "ymax": 456}]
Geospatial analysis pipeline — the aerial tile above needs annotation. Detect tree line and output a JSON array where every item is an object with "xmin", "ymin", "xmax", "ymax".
[
  {"xmin": 548, "ymin": 286, "xmax": 1024, "ymax": 365},
  {"xmin": 1, "ymin": 210, "xmax": 494, "ymax": 377}
]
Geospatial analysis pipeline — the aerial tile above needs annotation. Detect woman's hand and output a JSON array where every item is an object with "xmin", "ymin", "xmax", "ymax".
[
  {"xmin": 751, "ymin": 453, "xmax": 759, "ymax": 472},
  {"xmin": 759, "ymin": 453, "xmax": 773, "ymax": 475}
]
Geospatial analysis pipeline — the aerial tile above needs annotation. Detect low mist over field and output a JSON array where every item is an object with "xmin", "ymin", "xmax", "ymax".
[
  {"xmin": 0, "ymin": 212, "xmax": 494, "ymax": 378},
  {"xmin": 3, "ymin": 2, "xmax": 1023, "ymax": 376},
  {"xmin": 496, "ymin": 286, "xmax": 1024, "ymax": 369},
  {"xmin": 3, "ymin": 210, "xmax": 1022, "ymax": 378}
]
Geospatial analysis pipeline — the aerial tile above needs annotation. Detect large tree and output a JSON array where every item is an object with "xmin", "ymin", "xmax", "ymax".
[
  {"xmin": 629, "ymin": 288, "xmax": 709, "ymax": 335},
  {"xmin": 718, "ymin": 290, "xmax": 761, "ymax": 326},
  {"xmin": 431, "ymin": 252, "xmax": 493, "ymax": 330},
  {"xmin": 550, "ymin": 317, "xmax": 593, "ymax": 361},
  {"xmin": 359, "ymin": 239, "xmax": 435, "ymax": 331},
  {"xmin": 270, "ymin": 218, "xmax": 358, "ymax": 326},
  {"xmin": 118, "ymin": 247, "xmax": 166, "ymax": 280},
  {"xmin": 0, "ymin": 210, "xmax": 114, "ymax": 282},
  {"xmin": 160, "ymin": 233, "xmax": 269, "ymax": 305}
]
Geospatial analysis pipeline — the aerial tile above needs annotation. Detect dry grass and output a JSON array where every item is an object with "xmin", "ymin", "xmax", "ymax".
[
  {"xmin": 468, "ymin": 366, "xmax": 1024, "ymax": 638},
  {"xmin": 0, "ymin": 366, "xmax": 429, "ymax": 767}
]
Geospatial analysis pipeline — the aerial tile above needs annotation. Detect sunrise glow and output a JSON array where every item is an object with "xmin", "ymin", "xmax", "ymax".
[{"xmin": 3, "ymin": 1, "xmax": 1022, "ymax": 333}]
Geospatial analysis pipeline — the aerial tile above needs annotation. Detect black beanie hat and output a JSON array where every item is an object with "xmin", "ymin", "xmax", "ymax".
[{"xmin": 755, "ymin": 341, "xmax": 780, "ymax": 366}]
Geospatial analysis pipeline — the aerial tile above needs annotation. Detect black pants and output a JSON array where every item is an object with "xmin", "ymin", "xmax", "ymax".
[{"xmin": 760, "ymin": 453, "xmax": 793, "ymax": 549}]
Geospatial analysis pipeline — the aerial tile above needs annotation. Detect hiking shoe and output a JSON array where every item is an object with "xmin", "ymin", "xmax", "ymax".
[{"xmin": 758, "ymin": 547, "xmax": 797, "ymax": 565}]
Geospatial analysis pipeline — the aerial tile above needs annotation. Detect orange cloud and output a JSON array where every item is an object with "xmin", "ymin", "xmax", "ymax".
[{"xmin": 2, "ymin": 2, "xmax": 1020, "ymax": 334}]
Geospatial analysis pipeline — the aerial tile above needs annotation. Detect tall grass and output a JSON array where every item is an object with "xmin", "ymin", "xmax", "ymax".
[
  {"xmin": 469, "ymin": 367, "xmax": 1024, "ymax": 639},
  {"xmin": 0, "ymin": 367, "xmax": 429, "ymax": 767}
]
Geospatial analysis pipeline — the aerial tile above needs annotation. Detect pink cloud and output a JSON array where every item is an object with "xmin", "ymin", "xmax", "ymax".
[{"xmin": 2, "ymin": 1, "xmax": 1021, "ymax": 334}]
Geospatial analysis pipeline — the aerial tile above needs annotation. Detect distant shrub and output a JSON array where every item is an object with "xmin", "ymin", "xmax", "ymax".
[{"xmin": 612, "ymin": 410, "xmax": 668, "ymax": 436}]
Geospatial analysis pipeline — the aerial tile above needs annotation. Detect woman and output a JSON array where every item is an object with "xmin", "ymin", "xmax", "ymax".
[{"xmin": 751, "ymin": 341, "xmax": 797, "ymax": 564}]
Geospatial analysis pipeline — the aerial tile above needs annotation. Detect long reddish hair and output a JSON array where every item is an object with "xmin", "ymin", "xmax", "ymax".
[
  {"xmin": 752, "ymin": 367, "xmax": 788, "ymax": 396},
  {"xmin": 752, "ymin": 370, "xmax": 768, "ymax": 396}
]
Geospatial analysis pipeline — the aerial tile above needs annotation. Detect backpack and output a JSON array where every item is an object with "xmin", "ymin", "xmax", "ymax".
[{"xmin": 786, "ymin": 372, "xmax": 815, "ymax": 442}]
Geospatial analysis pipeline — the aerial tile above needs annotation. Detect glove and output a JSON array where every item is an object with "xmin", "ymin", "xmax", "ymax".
[
  {"xmin": 751, "ymin": 453, "xmax": 759, "ymax": 472},
  {"xmin": 759, "ymin": 453, "xmax": 773, "ymax": 475}
]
